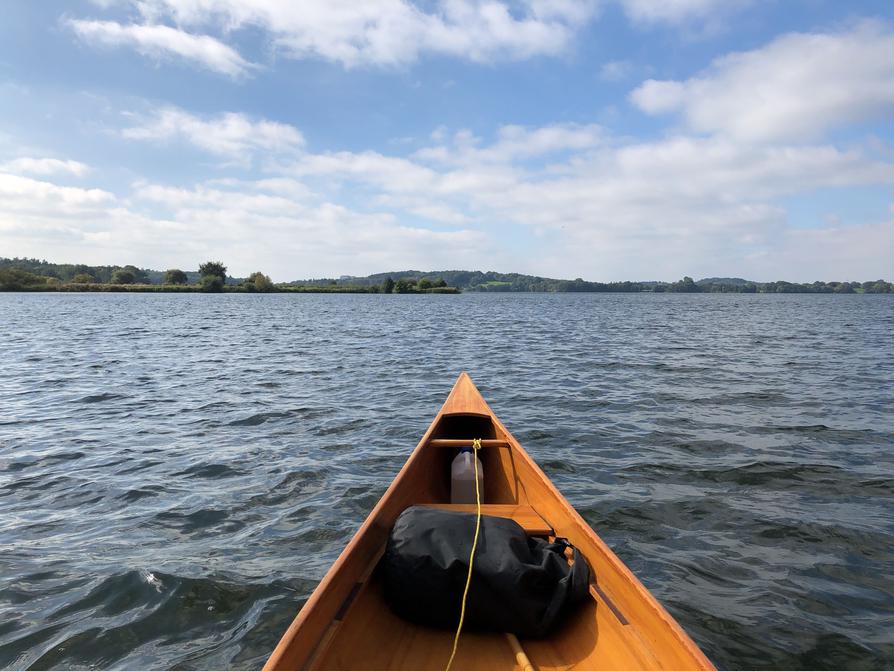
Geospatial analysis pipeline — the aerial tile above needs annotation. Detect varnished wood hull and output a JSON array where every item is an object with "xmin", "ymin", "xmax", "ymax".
[{"xmin": 264, "ymin": 373, "xmax": 715, "ymax": 670}]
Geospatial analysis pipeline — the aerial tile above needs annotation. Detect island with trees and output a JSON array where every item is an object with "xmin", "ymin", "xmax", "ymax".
[
  {"xmin": 0, "ymin": 258, "xmax": 890, "ymax": 294},
  {"xmin": 0, "ymin": 258, "xmax": 460, "ymax": 293}
]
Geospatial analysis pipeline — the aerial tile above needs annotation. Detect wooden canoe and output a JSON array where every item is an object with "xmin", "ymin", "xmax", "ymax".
[{"xmin": 264, "ymin": 373, "xmax": 716, "ymax": 670}]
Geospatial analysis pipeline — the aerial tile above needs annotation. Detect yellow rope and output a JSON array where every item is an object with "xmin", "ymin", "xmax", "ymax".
[{"xmin": 444, "ymin": 437, "xmax": 482, "ymax": 671}]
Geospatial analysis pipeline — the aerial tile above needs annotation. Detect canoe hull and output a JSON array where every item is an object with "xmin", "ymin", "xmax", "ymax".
[{"xmin": 264, "ymin": 373, "xmax": 715, "ymax": 670}]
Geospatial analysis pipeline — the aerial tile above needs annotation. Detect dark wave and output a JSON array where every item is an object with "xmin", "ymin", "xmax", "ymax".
[
  {"xmin": 76, "ymin": 392, "xmax": 126, "ymax": 403},
  {"xmin": 0, "ymin": 570, "xmax": 312, "ymax": 670},
  {"xmin": 173, "ymin": 463, "xmax": 244, "ymax": 479}
]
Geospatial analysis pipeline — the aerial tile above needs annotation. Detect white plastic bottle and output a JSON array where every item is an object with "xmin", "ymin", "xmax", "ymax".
[{"xmin": 450, "ymin": 448, "xmax": 484, "ymax": 504}]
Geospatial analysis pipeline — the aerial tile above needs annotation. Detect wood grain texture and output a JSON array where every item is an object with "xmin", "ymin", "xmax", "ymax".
[{"xmin": 262, "ymin": 372, "xmax": 716, "ymax": 671}]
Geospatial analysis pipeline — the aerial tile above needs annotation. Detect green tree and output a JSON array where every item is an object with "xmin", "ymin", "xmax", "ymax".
[
  {"xmin": 433, "ymin": 278, "xmax": 447, "ymax": 288},
  {"xmin": 199, "ymin": 261, "xmax": 227, "ymax": 282},
  {"xmin": 121, "ymin": 265, "xmax": 148, "ymax": 283},
  {"xmin": 0, "ymin": 269, "xmax": 46, "ymax": 290},
  {"xmin": 246, "ymin": 271, "xmax": 274, "ymax": 292},
  {"xmin": 164, "ymin": 269, "xmax": 188, "ymax": 285},
  {"xmin": 394, "ymin": 278, "xmax": 412, "ymax": 293},
  {"xmin": 72, "ymin": 273, "xmax": 95, "ymax": 284},
  {"xmin": 200, "ymin": 275, "xmax": 224, "ymax": 293},
  {"xmin": 111, "ymin": 269, "xmax": 136, "ymax": 284},
  {"xmin": 417, "ymin": 278, "xmax": 433, "ymax": 290},
  {"xmin": 668, "ymin": 276, "xmax": 700, "ymax": 293},
  {"xmin": 382, "ymin": 277, "xmax": 395, "ymax": 294}
]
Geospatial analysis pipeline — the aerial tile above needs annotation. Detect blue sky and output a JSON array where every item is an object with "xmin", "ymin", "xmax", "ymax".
[{"xmin": 1, "ymin": 1, "xmax": 892, "ymax": 281}]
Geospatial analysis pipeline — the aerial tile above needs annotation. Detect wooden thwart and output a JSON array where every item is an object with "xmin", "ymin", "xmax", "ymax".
[
  {"xmin": 428, "ymin": 438, "xmax": 510, "ymax": 448},
  {"xmin": 418, "ymin": 503, "xmax": 553, "ymax": 536}
]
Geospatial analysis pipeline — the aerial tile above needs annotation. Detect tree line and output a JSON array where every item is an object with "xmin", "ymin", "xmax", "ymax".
[
  {"xmin": 1, "ymin": 258, "xmax": 890, "ymax": 293},
  {"xmin": 654, "ymin": 276, "xmax": 894, "ymax": 294},
  {"xmin": 311, "ymin": 269, "xmax": 893, "ymax": 293},
  {"xmin": 0, "ymin": 259, "xmax": 457, "ymax": 293},
  {"xmin": 0, "ymin": 258, "xmax": 275, "ymax": 293}
]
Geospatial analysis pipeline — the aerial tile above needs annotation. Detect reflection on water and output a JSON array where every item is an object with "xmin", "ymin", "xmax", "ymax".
[{"xmin": 1, "ymin": 292, "xmax": 892, "ymax": 670}]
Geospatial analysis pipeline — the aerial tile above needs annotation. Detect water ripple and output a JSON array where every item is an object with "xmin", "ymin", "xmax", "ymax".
[{"xmin": 1, "ymin": 292, "xmax": 893, "ymax": 670}]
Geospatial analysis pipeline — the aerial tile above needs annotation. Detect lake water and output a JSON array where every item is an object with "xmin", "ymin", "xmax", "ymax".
[{"xmin": 1, "ymin": 292, "xmax": 892, "ymax": 670}]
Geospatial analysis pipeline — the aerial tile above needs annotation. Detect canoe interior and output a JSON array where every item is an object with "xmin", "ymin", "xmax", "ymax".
[{"xmin": 264, "ymin": 374, "xmax": 714, "ymax": 671}]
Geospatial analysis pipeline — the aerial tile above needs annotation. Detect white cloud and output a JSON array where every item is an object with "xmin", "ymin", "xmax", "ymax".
[
  {"xmin": 124, "ymin": 180, "xmax": 495, "ymax": 277},
  {"xmin": 631, "ymin": 21, "xmax": 894, "ymax": 142},
  {"xmin": 267, "ymin": 127, "xmax": 894, "ymax": 280},
  {"xmin": 0, "ymin": 172, "xmax": 124, "ymax": 252},
  {"xmin": 82, "ymin": 0, "xmax": 598, "ymax": 68},
  {"xmin": 68, "ymin": 0, "xmax": 756, "ymax": 73},
  {"xmin": 0, "ymin": 173, "xmax": 113, "ymax": 217},
  {"xmin": 68, "ymin": 19, "xmax": 253, "ymax": 77},
  {"xmin": 433, "ymin": 135, "xmax": 894, "ymax": 242},
  {"xmin": 5, "ymin": 110, "xmax": 893, "ymax": 281},
  {"xmin": 0, "ymin": 173, "xmax": 198, "ymax": 264},
  {"xmin": 0, "ymin": 157, "xmax": 90, "ymax": 177},
  {"xmin": 133, "ymin": 180, "xmax": 307, "ymax": 215},
  {"xmin": 484, "ymin": 123, "xmax": 606, "ymax": 161},
  {"xmin": 306, "ymin": 131, "xmax": 892, "ymax": 209},
  {"xmin": 0, "ymin": 166, "xmax": 496, "ymax": 279},
  {"xmin": 631, "ymin": 79, "xmax": 685, "ymax": 114},
  {"xmin": 121, "ymin": 107, "xmax": 305, "ymax": 159},
  {"xmin": 414, "ymin": 123, "xmax": 605, "ymax": 164},
  {"xmin": 287, "ymin": 151, "xmax": 438, "ymax": 193},
  {"xmin": 744, "ymin": 219, "xmax": 894, "ymax": 282},
  {"xmin": 599, "ymin": 60, "xmax": 633, "ymax": 82}
]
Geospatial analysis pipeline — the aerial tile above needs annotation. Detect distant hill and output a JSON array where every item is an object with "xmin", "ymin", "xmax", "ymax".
[
  {"xmin": 295, "ymin": 271, "xmax": 892, "ymax": 294},
  {"xmin": 297, "ymin": 270, "xmax": 648, "ymax": 292},
  {"xmin": 696, "ymin": 277, "xmax": 752, "ymax": 286}
]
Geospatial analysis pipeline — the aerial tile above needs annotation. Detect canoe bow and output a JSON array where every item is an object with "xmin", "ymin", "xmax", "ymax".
[{"xmin": 263, "ymin": 372, "xmax": 715, "ymax": 670}]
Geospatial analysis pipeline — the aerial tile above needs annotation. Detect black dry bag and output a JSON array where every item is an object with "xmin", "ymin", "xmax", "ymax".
[{"xmin": 381, "ymin": 506, "xmax": 591, "ymax": 638}]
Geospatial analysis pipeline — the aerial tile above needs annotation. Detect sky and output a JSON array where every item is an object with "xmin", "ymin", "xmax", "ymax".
[{"xmin": 1, "ymin": 1, "xmax": 893, "ymax": 282}]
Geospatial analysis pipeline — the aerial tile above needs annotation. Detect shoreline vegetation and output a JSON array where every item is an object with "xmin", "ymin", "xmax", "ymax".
[{"xmin": 0, "ymin": 258, "xmax": 891, "ymax": 294}]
